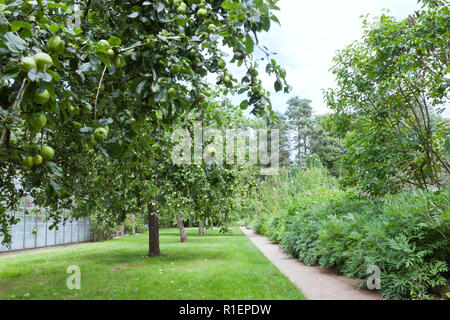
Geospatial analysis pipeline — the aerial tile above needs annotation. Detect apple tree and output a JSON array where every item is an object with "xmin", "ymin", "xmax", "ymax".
[{"xmin": 0, "ymin": 0, "xmax": 287, "ymax": 255}]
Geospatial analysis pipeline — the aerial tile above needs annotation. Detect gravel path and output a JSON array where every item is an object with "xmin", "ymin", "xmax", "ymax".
[{"xmin": 241, "ymin": 227, "xmax": 382, "ymax": 300}]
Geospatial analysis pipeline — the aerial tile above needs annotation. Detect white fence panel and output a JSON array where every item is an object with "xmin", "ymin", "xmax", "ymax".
[{"xmin": 0, "ymin": 213, "xmax": 93, "ymax": 252}]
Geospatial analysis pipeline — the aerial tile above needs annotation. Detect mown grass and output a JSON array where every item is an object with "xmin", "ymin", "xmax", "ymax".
[{"xmin": 0, "ymin": 227, "xmax": 305, "ymax": 300}]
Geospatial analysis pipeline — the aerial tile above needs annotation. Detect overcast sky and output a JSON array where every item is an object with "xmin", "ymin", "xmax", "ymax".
[{"xmin": 253, "ymin": 0, "xmax": 422, "ymax": 116}]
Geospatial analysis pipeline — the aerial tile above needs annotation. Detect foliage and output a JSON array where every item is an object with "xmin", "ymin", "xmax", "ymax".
[
  {"xmin": 88, "ymin": 210, "xmax": 120, "ymax": 241},
  {"xmin": 273, "ymin": 101, "xmax": 344, "ymax": 176},
  {"xmin": 0, "ymin": 0, "xmax": 287, "ymax": 245},
  {"xmin": 285, "ymin": 97, "xmax": 314, "ymax": 167},
  {"xmin": 325, "ymin": 1, "xmax": 450, "ymax": 195},
  {"xmin": 310, "ymin": 114, "xmax": 344, "ymax": 176},
  {"xmin": 250, "ymin": 168, "xmax": 450, "ymax": 300},
  {"xmin": 248, "ymin": 0, "xmax": 450, "ymax": 301},
  {"xmin": 150, "ymin": 95, "xmax": 261, "ymax": 235},
  {"xmin": 272, "ymin": 111, "xmax": 291, "ymax": 167},
  {"xmin": 306, "ymin": 153, "xmax": 322, "ymax": 170},
  {"xmin": 123, "ymin": 213, "xmax": 146, "ymax": 235}
]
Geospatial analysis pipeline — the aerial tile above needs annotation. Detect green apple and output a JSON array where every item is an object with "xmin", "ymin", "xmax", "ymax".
[
  {"xmin": 223, "ymin": 75, "xmax": 231, "ymax": 83},
  {"xmin": 94, "ymin": 127, "xmax": 108, "ymax": 141},
  {"xmin": 106, "ymin": 49, "xmax": 115, "ymax": 58},
  {"xmin": 30, "ymin": 113, "xmax": 47, "ymax": 131},
  {"xmin": 217, "ymin": 58, "xmax": 226, "ymax": 69},
  {"xmin": 258, "ymin": 89, "xmax": 265, "ymax": 97},
  {"xmin": 34, "ymin": 89, "xmax": 50, "ymax": 104},
  {"xmin": 68, "ymin": 105, "xmax": 80, "ymax": 116},
  {"xmin": 173, "ymin": 0, "xmax": 183, "ymax": 6},
  {"xmin": 188, "ymin": 48, "xmax": 197, "ymax": 56},
  {"xmin": 98, "ymin": 39, "xmax": 110, "ymax": 51},
  {"xmin": 197, "ymin": 8, "xmax": 207, "ymax": 19},
  {"xmin": 73, "ymin": 121, "xmax": 82, "ymax": 130},
  {"xmin": 251, "ymin": 85, "xmax": 260, "ymax": 93},
  {"xmin": 24, "ymin": 155, "xmax": 34, "ymax": 168},
  {"xmin": 33, "ymin": 154, "xmax": 43, "ymax": 165},
  {"xmin": 19, "ymin": 57, "xmax": 37, "ymax": 73},
  {"xmin": 177, "ymin": 3, "xmax": 187, "ymax": 14},
  {"xmin": 168, "ymin": 87, "xmax": 176, "ymax": 96},
  {"xmin": 41, "ymin": 145, "xmax": 55, "ymax": 160},
  {"xmin": 47, "ymin": 35, "xmax": 65, "ymax": 55},
  {"xmin": 33, "ymin": 52, "xmax": 53, "ymax": 71},
  {"xmin": 170, "ymin": 64, "xmax": 181, "ymax": 74},
  {"xmin": 208, "ymin": 24, "xmax": 216, "ymax": 33}
]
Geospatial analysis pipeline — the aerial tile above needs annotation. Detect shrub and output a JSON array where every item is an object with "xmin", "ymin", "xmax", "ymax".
[
  {"xmin": 124, "ymin": 214, "xmax": 146, "ymax": 235},
  {"xmin": 251, "ymin": 168, "xmax": 450, "ymax": 299},
  {"xmin": 252, "ymin": 215, "xmax": 270, "ymax": 235},
  {"xmin": 135, "ymin": 223, "xmax": 147, "ymax": 234}
]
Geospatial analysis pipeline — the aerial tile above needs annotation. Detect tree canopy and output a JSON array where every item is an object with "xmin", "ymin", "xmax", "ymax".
[
  {"xmin": 0, "ymin": 0, "xmax": 287, "ymax": 249},
  {"xmin": 325, "ymin": 0, "xmax": 449, "ymax": 195}
]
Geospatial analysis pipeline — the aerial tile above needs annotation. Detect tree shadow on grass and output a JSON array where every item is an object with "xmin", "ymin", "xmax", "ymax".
[
  {"xmin": 161, "ymin": 228, "xmax": 243, "ymax": 238},
  {"xmin": 58, "ymin": 243, "xmax": 230, "ymax": 267}
]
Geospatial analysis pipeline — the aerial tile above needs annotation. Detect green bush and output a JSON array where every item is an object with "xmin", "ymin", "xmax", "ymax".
[
  {"xmin": 89, "ymin": 214, "xmax": 119, "ymax": 241},
  {"xmin": 250, "ymin": 168, "xmax": 450, "ymax": 299},
  {"xmin": 252, "ymin": 215, "xmax": 270, "ymax": 235},
  {"xmin": 281, "ymin": 189, "xmax": 449, "ymax": 299},
  {"xmin": 135, "ymin": 223, "xmax": 147, "ymax": 234},
  {"xmin": 124, "ymin": 214, "xmax": 146, "ymax": 235}
]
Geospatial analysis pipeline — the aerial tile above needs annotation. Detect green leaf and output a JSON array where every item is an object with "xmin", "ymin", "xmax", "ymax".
[
  {"xmin": 136, "ymin": 80, "xmax": 146, "ymax": 95},
  {"xmin": 47, "ymin": 70, "xmax": 61, "ymax": 82},
  {"xmin": 96, "ymin": 52, "xmax": 112, "ymax": 68},
  {"xmin": 222, "ymin": 0, "xmax": 241, "ymax": 10},
  {"xmin": 274, "ymin": 79, "xmax": 282, "ymax": 92},
  {"xmin": 2, "ymin": 32, "xmax": 27, "ymax": 53},
  {"xmin": 99, "ymin": 118, "xmax": 113, "ymax": 126},
  {"xmin": 10, "ymin": 21, "xmax": 32, "ymax": 32},
  {"xmin": 48, "ymin": 24, "xmax": 59, "ymax": 33},
  {"xmin": 244, "ymin": 34, "xmax": 254, "ymax": 53},
  {"xmin": 240, "ymin": 100, "xmax": 249, "ymax": 109},
  {"xmin": 104, "ymin": 141, "xmax": 123, "ymax": 159},
  {"xmin": 50, "ymin": 180, "xmax": 62, "ymax": 196},
  {"xmin": 108, "ymin": 36, "xmax": 122, "ymax": 47},
  {"xmin": 80, "ymin": 127, "xmax": 93, "ymax": 133},
  {"xmin": 47, "ymin": 162, "xmax": 63, "ymax": 178}
]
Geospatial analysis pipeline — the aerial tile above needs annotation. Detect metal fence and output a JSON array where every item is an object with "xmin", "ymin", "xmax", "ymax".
[{"xmin": 0, "ymin": 197, "xmax": 93, "ymax": 252}]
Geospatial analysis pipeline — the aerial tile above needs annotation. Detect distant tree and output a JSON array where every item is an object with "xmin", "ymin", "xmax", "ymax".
[
  {"xmin": 310, "ymin": 115, "xmax": 345, "ymax": 177},
  {"xmin": 325, "ymin": 1, "xmax": 450, "ymax": 194},
  {"xmin": 286, "ymin": 97, "xmax": 314, "ymax": 167},
  {"xmin": 306, "ymin": 153, "xmax": 323, "ymax": 169},
  {"xmin": 272, "ymin": 111, "xmax": 292, "ymax": 167}
]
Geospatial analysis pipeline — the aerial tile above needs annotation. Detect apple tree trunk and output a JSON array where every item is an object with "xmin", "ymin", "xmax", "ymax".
[
  {"xmin": 177, "ymin": 215, "xmax": 188, "ymax": 243},
  {"xmin": 198, "ymin": 222, "xmax": 204, "ymax": 236},
  {"xmin": 147, "ymin": 202, "xmax": 160, "ymax": 257}
]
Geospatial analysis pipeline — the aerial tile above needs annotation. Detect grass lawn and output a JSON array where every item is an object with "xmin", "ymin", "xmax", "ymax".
[{"xmin": 0, "ymin": 227, "xmax": 305, "ymax": 300}]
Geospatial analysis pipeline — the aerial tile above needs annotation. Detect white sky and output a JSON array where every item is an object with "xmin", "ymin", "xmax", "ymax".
[{"xmin": 253, "ymin": 0, "xmax": 422, "ymax": 116}]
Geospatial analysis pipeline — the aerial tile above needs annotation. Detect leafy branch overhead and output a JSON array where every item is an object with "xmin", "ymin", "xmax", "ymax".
[{"xmin": 0, "ymin": 0, "xmax": 286, "ymax": 244}]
